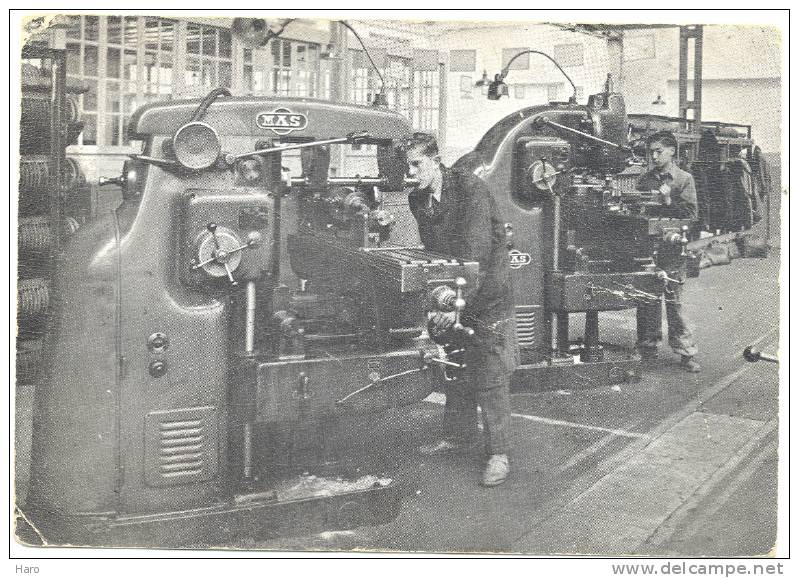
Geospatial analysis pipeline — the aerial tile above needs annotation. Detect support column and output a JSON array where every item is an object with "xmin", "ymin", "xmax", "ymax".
[{"xmin": 606, "ymin": 33, "xmax": 624, "ymax": 93}]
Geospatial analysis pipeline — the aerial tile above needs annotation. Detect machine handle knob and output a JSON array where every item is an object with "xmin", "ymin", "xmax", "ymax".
[
  {"xmin": 743, "ymin": 346, "xmax": 778, "ymax": 363},
  {"xmin": 99, "ymin": 175, "xmax": 125, "ymax": 187},
  {"xmin": 657, "ymin": 270, "xmax": 684, "ymax": 285},
  {"xmin": 680, "ymin": 225, "xmax": 690, "ymax": 257}
]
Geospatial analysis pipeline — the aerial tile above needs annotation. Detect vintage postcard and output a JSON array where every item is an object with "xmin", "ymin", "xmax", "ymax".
[{"xmin": 10, "ymin": 9, "xmax": 787, "ymax": 565}]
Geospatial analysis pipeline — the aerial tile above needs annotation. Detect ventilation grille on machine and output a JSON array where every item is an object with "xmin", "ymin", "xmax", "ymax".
[
  {"xmin": 144, "ymin": 406, "xmax": 218, "ymax": 487},
  {"xmin": 515, "ymin": 305, "xmax": 545, "ymax": 363}
]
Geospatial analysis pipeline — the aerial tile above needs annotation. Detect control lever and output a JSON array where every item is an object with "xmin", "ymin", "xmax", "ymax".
[
  {"xmin": 656, "ymin": 270, "xmax": 684, "ymax": 285},
  {"xmin": 335, "ymin": 347, "xmax": 467, "ymax": 406},
  {"xmin": 680, "ymin": 225, "xmax": 689, "ymax": 256},
  {"xmin": 225, "ymin": 131, "xmax": 372, "ymax": 164},
  {"xmin": 452, "ymin": 277, "xmax": 475, "ymax": 336},
  {"xmin": 743, "ymin": 346, "xmax": 778, "ymax": 364}
]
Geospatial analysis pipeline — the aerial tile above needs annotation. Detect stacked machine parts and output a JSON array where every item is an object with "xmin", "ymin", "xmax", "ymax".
[{"xmin": 18, "ymin": 45, "xmax": 89, "ymax": 387}]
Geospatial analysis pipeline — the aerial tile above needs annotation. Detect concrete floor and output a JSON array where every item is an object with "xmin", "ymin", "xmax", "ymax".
[
  {"xmin": 14, "ymin": 250, "xmax": 781, "ymax": 556},
  {"xmin": 246, "ymin": 250, "xmax": 781, "ymax": 555}
]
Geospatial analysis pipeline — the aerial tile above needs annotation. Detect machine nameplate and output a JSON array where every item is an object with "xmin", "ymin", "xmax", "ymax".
[
  {"xmin": 509, "ymin": 249, "xmax": 532, "ymax": 269},
  {"xmin": 256, "ymin": 107, "xmax": 308, "ymax": 135}
]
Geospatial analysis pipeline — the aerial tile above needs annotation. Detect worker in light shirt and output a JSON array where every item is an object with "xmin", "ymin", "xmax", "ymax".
[{"xmin": 635, "ymin": 130, "xmax": 700, "ymax": 373}]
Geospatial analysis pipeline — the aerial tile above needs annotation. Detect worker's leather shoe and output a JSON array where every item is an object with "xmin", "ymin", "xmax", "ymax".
[
  {"xmin": 480, "ymin": 454, "xmax": 509, "ymax": 487},
  {"xmin": 680, "ymin": 355, "xmax": 701, "ymax": 373}
]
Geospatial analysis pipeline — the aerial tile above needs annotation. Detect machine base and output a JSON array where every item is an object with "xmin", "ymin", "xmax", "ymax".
[
  {"xmin": 511, "ymin": 353, "xmax": 641, "ymax": 393},
  {"xmin": 16, "ymin": 480, "xmax": 403, "ymax": 548}
]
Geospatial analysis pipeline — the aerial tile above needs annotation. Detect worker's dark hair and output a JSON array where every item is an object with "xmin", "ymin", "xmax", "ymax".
[
  {"xmin": 647, "ymin": 130, "xmax": 678, "ymax": 151},
  {"xmin": 402, "ymin": 132, "xmax": 439, "ymax": 158}
]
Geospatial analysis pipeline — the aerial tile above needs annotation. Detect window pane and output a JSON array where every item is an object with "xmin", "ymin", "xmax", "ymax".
[
  {"xmin": 107, "ymin": 16, "xmax": 122, "ymax": 45},
  {"xmin": 107, "ymin": 47, "xmax": 121, "ymax": 79},
  {"xmin": 219, "ymin": 61, "xmax": 231, "ymax": 88},
  {"xmin": 243, "ymin": 65, "xmax": 253, "ymax": 93},
  {"xmin": 219, "ymin": 30, "xmax": 231, "ymax": 58},
  {"xmin": 124, "ymin": 17, "xmax": 138, "ymax": 47},
  {"xmin": 66, "ymin": 44, "xmax": 80, "ymax": 75},
  {"xmin": 123, "ymin": 92, "xmax": 137, "ymax": 115},
  {"xmin": 185, "ymin": 57, "xmax": 201, "ymax": 87},
  {"xmin": 145, "ymin": 18, "xmax": 159, "ymax": 52},
  {"xmin": 106, "ymin": 81, "xmax": 121, "ymax": 113},
  {"xmin": 202, "ymin": 60, "xmax": 216, "ymax": 87},
  {"xmin": 84, "ymin": 45, "xmax": 98, "ymax": 77},
  {"xmin": 253, "ymin": 70, "xmax": 264, "ymax": 94},
  {"xmin": 123, "ymin": 49, "xmax": 137, "ymax": 81},
  {"xmin": 202, "ymin": 28, "xmax": 217, "ymax": 56},
  {"xmin": 144, "ymin": 52, "xmax": 158, "ymax": 84},
  {"xmin": 160, "ymin": 21, "xmax": 174, "ymax": 53},
  {"xmin": 159, "ymin": 61, "xmax": 173, "ymax": 92},
  {"xmin": 65, "ymin": 15, "xmax": 81, "ymax": 39},
  {"xmin": 83, "ymin": 80, "xmax": 98, "ymax": 111},
  {"xmin": 271, "ymin": 40, "xmax": 280, "ymax": 65},
  {"xmin": 187, "ymin": 23, "xmax": 201, "ymax": 55},
  {"xmin": 84, "ymin": 16, "xmax": 99, "ymax": 42},
  {"xmin": 122, "ymin": 118, "xmax": 131, "ymax": 146},
  {"xmin": 82, "ymin": 113, "xmax": 97, "ymax": 145},
  {"xmin": 107, "ymin": 115, "xmax": 121, "ymax": 146},
  {"xmin": 283, "ymin": 42, "xmax": 291, "ymax": 67},
  {"xmin": 297, "ymin": 44, "xmax": 306, "ymax": 64}
]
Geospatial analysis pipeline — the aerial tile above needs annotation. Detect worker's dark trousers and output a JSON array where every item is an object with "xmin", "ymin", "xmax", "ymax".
[
  {"xmin": 442, "ymin": 318, "xmax": 516, "ymax": 456},
  {"xmin": 636, "ymin": 268, "xmax": 699, "ymax": 357}
]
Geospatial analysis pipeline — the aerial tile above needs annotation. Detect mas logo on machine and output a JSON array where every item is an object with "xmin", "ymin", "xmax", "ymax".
[
  {"xmin": 508, "ymin": 249, "xmax": 531, "ymax": 269},
  {"xmin": 256, "ymin": 108, "xmax": 308, "ymax": 135}
]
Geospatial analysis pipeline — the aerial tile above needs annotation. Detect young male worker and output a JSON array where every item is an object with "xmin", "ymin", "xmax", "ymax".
[
  {"xmin": 636, "ymin": 131, "xmax": 701, "ymax": 373},
  {"xmin": 403, "ymin": 132, "xmax": 516, "ymax": 487}
]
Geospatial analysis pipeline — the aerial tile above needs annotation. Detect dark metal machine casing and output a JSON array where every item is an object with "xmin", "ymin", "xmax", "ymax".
[{"xmin": 26, "ymin": 97, "xmax": 439, "ymax": 546}]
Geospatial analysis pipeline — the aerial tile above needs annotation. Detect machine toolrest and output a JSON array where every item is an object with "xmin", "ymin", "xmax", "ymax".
[{"xmin": 27, "ymin": 94, "xmax": 477, "ymax": 546}]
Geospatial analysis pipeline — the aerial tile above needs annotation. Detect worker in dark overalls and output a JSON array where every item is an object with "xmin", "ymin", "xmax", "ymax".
[
  {"xmin": 403, "ymin": 132, "xmax": 517, "ymax": 487},
  {"xmin": 636, "ymin": 131, "xmax": 701, "ymax": 373}
]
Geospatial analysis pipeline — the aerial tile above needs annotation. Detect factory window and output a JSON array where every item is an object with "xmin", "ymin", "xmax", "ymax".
[
  {"xmin": 269, "ymin": 38, "xmax": 323, "ymax": 98},
  {"xmin": 64, "ymin": 15, "xmax": 178, "ymax": 148},
  {"xmin": 450, "ymin": 49, "xmax": 476, "ymax": 72},
  {"xmin": 104, "ymin": 16, "xmax": 139, "ymax": 146},
  {"xmin": 553, "ymin": 43, "xmax": 584, "ymax": 67},
  {"xmin": 502, "ymin": 47, "xmax": 529, "ymax": 70},
  {"xmin": 185, "ymin": 23, "xmax": 232, "ymax": 93},
  {"xmin": 65, "ymin": 15, "xmax": 100, "ymax": 145},
  {"xmin": 349, "ymin": 49, "xmax": 372, "ymax": 105},
  {"xmin": 412, "ymin": 50, "xmax": 439, "ymax": 133},
  {"xmin": 349, "ymin": 50, "xmax": 411, "ymax": 114},
  {"xmin": 547, "ymin": 83, "xmax": 563, "ymax": 102}
]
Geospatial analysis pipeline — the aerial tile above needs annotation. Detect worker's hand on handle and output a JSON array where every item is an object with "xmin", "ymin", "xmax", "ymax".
[{"xmin": 428, "ymin": 310, "xmax": 457, "ymax": 333}]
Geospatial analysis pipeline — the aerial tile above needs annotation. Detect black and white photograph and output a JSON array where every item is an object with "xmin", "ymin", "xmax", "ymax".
[{"xmin": 10, "ymin": 8, "xmax": 788, "ymax": 565}]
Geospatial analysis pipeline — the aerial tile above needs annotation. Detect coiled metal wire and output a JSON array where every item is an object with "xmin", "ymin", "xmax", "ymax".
[{"xmin": 17, "ymin": 278, "xmax": 50, "ymax": 318}]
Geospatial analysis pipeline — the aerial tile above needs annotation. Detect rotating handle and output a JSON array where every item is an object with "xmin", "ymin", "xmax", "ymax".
[{"xmin": 190, "ymin": 222, "xmax": 260, "ymax": 286}]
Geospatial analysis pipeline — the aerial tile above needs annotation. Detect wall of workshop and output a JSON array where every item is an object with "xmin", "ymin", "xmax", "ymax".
[
  {"xmin": 435, "ymin": 24, "xmax": 612, "ymax": 165},
  {"xmin": 620, "ymin": 25, "xmax": 782, "ymax": 152}
]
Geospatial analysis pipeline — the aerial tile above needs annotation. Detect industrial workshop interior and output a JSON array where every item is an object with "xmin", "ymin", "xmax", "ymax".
[{"xmin": 13, "ymin": 13, "xmax": 782, "ymax": 556}]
